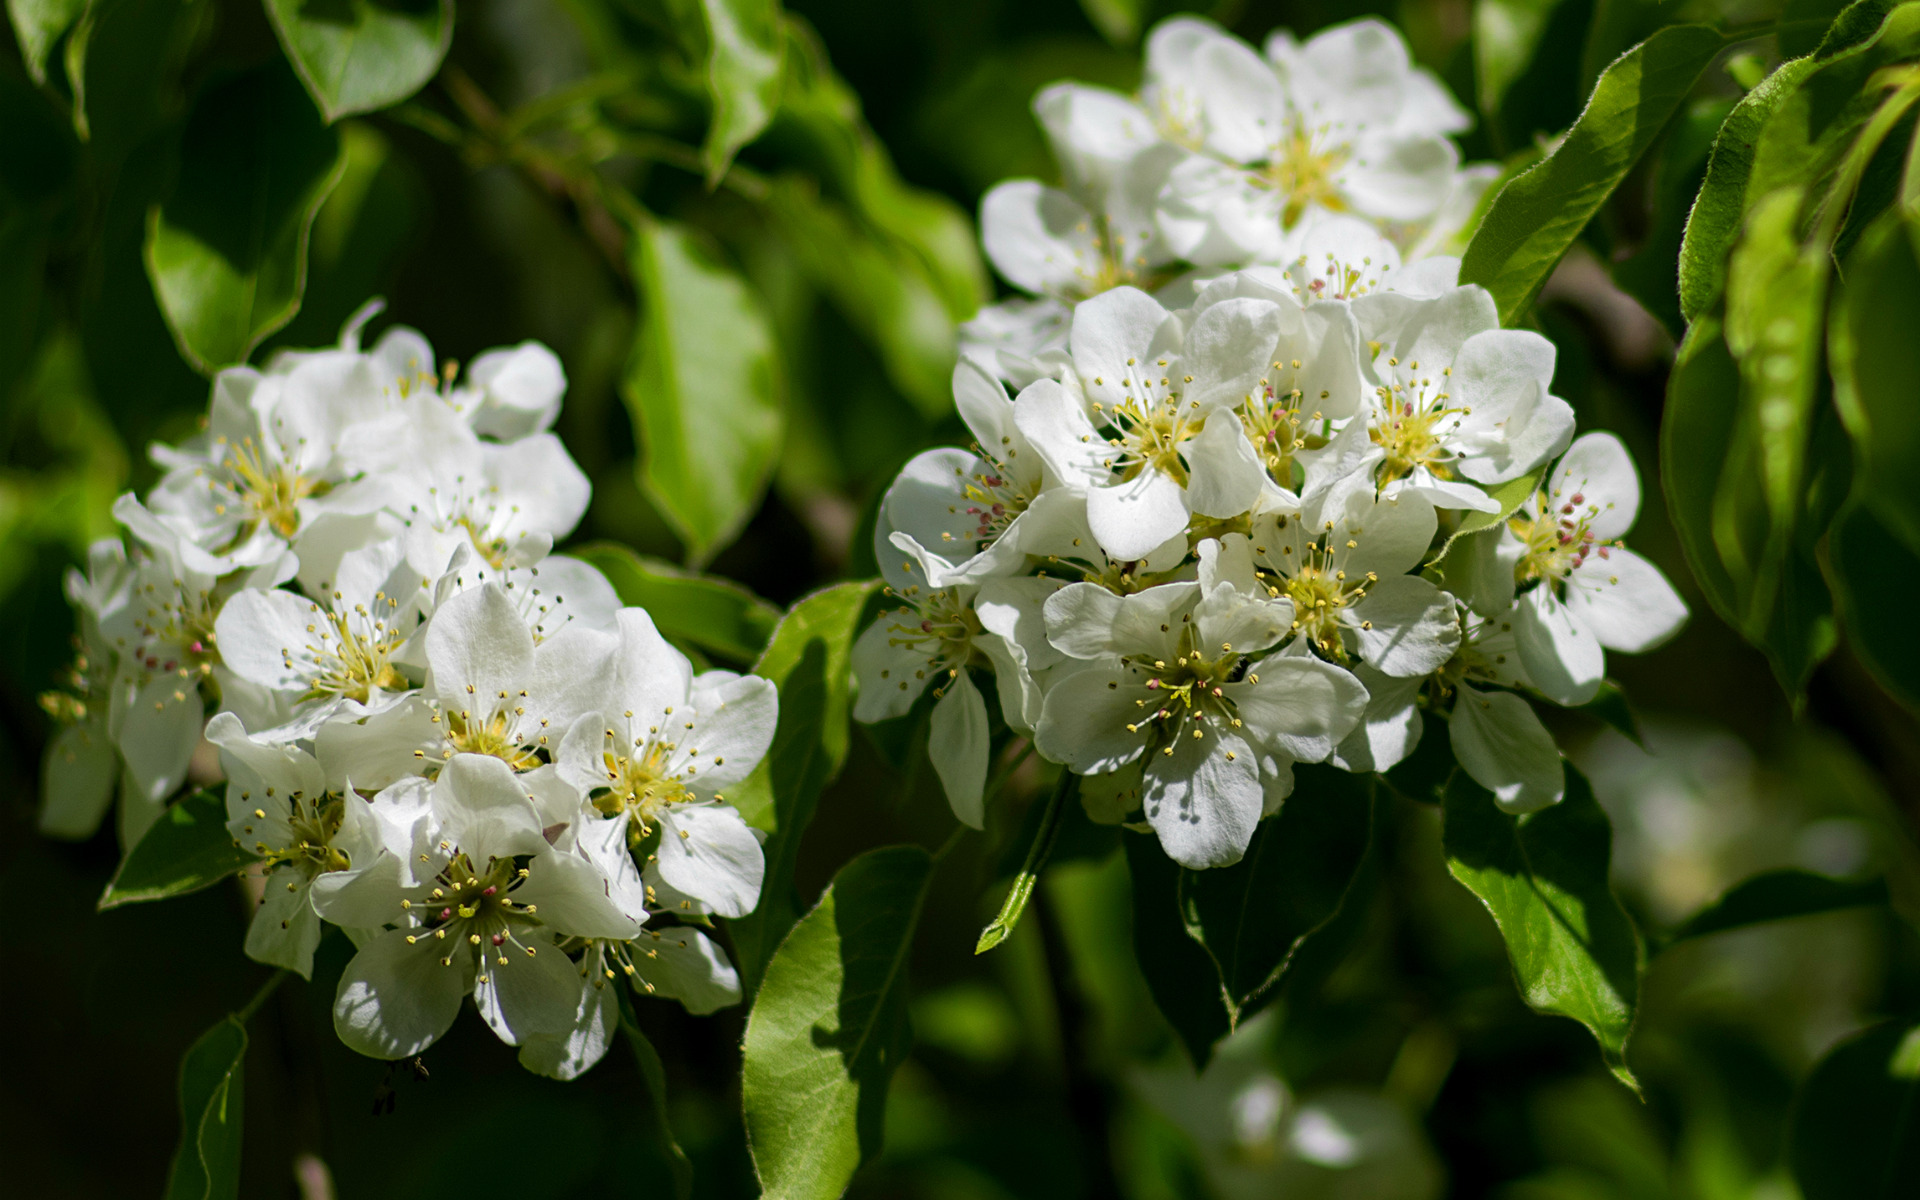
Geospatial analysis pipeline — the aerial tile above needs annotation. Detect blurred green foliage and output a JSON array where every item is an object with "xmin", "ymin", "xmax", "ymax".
[{"xmin": 6, "ymin": 1, "xmax": 1920, "ymax": 1197}]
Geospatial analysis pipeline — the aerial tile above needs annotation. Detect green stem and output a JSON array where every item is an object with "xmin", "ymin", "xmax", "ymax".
[
  {"xmin": 235, "ymin": 969, "xmax": 288, "ymax": 1024},
  {"xmin": 974, "ymin": 771, "xmax": 1075, "ymax": 954}
]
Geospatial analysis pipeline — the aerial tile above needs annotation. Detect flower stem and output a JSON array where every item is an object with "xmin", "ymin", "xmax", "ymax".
[
  {"xmin": 235, "ymin": 969, "xmax": 289, "ymax": 1024},
  {"xmin": 974, "ymin": 770, "xmax": 1075, "ymax": 954}
]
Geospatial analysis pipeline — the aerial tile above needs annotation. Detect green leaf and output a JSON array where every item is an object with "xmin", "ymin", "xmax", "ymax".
[
  {"xmin": 1178, "ymin": 766, "xmax": 1374, "ymax": 1024},
  {"xmin": 725, "ymin": 580, "xmax": 879, "ymax": 990},
  {"xmin": 625, "ymin": 218, "xmax": 784, "ymax": 565},
  {"xmin": 1460, "ymin": 24, "xmax": 1726, "ymax": 325},
  {"xmin": 617, "ymin": 995, "xmax": 694, "ymax": 1200},
  {"xmin": 1832, "ymin": 210, "xmax": 1920, "ymax": 548},
  {"xmin": 1669, "ymin": 868, "xmax": 1889, "ymax": 944},
  {"xmin": 1077, "ymin": 0, "xmax": 1147, "ymax": 46},
  {"xmin": 572, "ymin": 541, "xmax": 780, "ymax": 663},
  {"xmin": 263, "ymin": 0, "xmax": 453, "ymax": 122},
  {"xmin": 1790, "ymin": 1018, "xmax": 1920, "ymax": 1199},
  {"xmin": 6, "ymin": 0, "xmax": 87, "ymax": 83},
  {"xmin": 143, "ymin": 63, "xmax": 347, "ymax": 373},
  {"xmin": 99, "ymin": 786, "xmax": 251, "ymax": 910},
  {"xmin": 742, "ymin": 844, "xmax": 933, "ymax": 1200},
  {"xmin": 1830, "ymin": 500, "xmax": 1920, "ymax": 709},
  {"xmin": 766, "ymin": 177, "xmax": 962, "ymax": 419},
  {"xmin": 1678, "ymin": 55, "xmax": 1823, "ymax": 323},
  {"xmin": 1473, "ymin": 0, "xmax": 1570, "ymax": 120},
  {"xmin": 1428, "ymin": 467, "xmax": 1542, "ymax": 567},
  {"xmin": 1125, "ymin": 828, "xmax": 1231, "ymax": 1067},
  {"xmin": 699, "ymin": 0, "xmax": 785, "ymax": 184},
  {"xmin": 163, "ymin": 1016, "xmax": 247, "ymax": 1200},
  {"xmin": 1443, "ymin": 764, "xmax": 1643, "ymax": 1090}
]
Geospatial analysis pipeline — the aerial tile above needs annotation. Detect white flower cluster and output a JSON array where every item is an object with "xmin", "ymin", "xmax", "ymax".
[
  {"xmin": 39, "ymin": 304, "xmax": 772, "ymax": 1077},
  {"xmin": 859, "ymin": 17, "xmax": 1688, "ymax": 870},
  {"xmin": 963, "ymin": 16, "xmax": 1500, "ymax": 388}
]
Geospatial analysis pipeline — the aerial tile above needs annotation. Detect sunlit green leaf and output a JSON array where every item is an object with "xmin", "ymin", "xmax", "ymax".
[
  {"xmin": 1669, "ymin": 868, "xmax": 1888, "ymax": 945},
  {"xmin": 573, "ymin": 541, "xmax": 780, "ymax": 663},
  {"xmin": 264, "ymin": 0, "xmax": 452, "ymax": 122},
  {"xmin": 1790, "ymin": 1018, "xmax": 1920, "ymax": 1199},
  {"xmin": 143, "ymin": 63, "xmax": 346, "ymax": 373},
  {"xmin": 700, "ymin": 0, "xmax": 785, "ymax": 184},
  {"xmin": 99, "ymin": 786, "xmax": 251, "ymax": 911},
  {"xmin": 1460, "ymin": 24, "xmax": 1726, "ymax": 325},
  {"xmin": 1429, "ymin": 468, "xmax": 1541, "ymax": 567},
  {"xmin": 1443, "ymin": 764, "xmax": 1643, "ymax": 1090},
  {"xmin": 742, "ymin": 844, "xmax": 933, "ymax": 1200},
  {"xmin": 725, "ymin": 581, "xmax": 878, "ymax": 990},
  {"xmin": 6, "ymin": 0, "xmax": 86, "ymax": 83},
  {"xmin": 625, "ymin": 218, "xmax": 784, "ymax": 565},
  {"xmin": 162, "ymin": 1016, "xmax": 247, "ymax": 1200}
]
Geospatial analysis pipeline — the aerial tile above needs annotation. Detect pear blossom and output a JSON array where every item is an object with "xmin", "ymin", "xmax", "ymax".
[
  {"xmin": 328, "ymin": 753, "xmax": 643, "ymax": 1059},
  {"xmin": 556, "ymin": 608, "xmax": 776, "ymax": 918},
  {"xmin": 1150, "ymin": 18, "xmax": 1474, "ymax": 265},
  {"xmin": 1451, "ymin": 432, "xmax": 1688, "ymax": 705},
  {"xmin": 38, "ymin": 542, "xmax": 135, "ymax": 839},
  {"xmin": 1035, "ymin": 541, "xmax": 1367, "ymax": 867}
]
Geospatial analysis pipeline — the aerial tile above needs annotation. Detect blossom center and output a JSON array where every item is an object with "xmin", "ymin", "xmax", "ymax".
[
  {"xmin": 291, "ymin": 595, "xmax": 409, "ymax": 703},
  {"xmin": 1258, "ymin": 125, "xmax": 1349, "ymax": 226},
  {"xmin": 1123, "ymin": 626, "xmax": 1250, "ymax": 754},
  {"xmin": 402, "ymin": 852, "xmax": 543, "ymax": 973},
  {"xmin": 1512, "ymin": 488, "xmax": 1614, "ymax": 591},
  {"xmin": 1093, "ymin": 361, "xmax": 1201, "ymax": 486},
  {"xmin": 214, "ymin": 436, "xmax": 323, "ymax": 540},
  {"xmin": 596, "ymin": 736, "xmax": 694, "ymax": 838},
  {"xmin": 235, "ymin": 788, "xmax": 350, "ymax": 877},
  {"xmin": 1369, "ymin": 362, "xmax": 1463, "ymax": 483},
  {"xmin": 442, "ymin": 695, "xmax": 544, "ymax": 771}
]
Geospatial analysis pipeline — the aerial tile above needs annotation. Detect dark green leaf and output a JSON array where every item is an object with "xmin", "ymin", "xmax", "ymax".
[
  {"xmin": 1443, "ymin": 764, "xmax": 1643, "ymax": 1090},
  {"xmin": 6, "ymin": 0, "xmax": 87, "ymax": 83},
  {"xmin": 1460, "ymin": 24, "xmax": 1726, "ymax": 325},
  {"xmin": 99, "ymin": 786, "xmax": 251, "ymax": 910},
  {"xmin": 143, "ymin": 63, "xmax": 346, "ymax": 372},
  {"xmin": 66, "ymin": 0, "xmax": 207, "ymax": 160},
  {"xmin": 742, "ymin": 844, "xmax": 933, "ymax": 1200},
  {"xmin": 1832, "ymin": 210, "xmax": 1920, "ymax": 547},
  {"xmin": 1580, "ymin": 681, "xmax": 1645, "ymax": 748},
  {"xmin": 1126, "ymin": 828, "xmax": 1230, "ymax": 1067},
  {"xmin": 1077, "ymin": 0, "xmax": 1147, "ymax": 46},
  {"xmin": 162, "ymin": 1016, "xmax": 247, "ymax": 1200},
  {"xmin": 1669, "ymin": 868, "xmax": 1888, "ymax": 944},
  {"xmin": 263, "ymin": 0, "xmax": 453, "ymax": 122},
  {"xmin": 617, "ymin": 995, "xmax": 694, "ymax": 1200},
  {"xmin": 1790, "ymin": 1018, "xmax": 1920, "ymax": 1199},
  {"xmin": 1782, "ymin": 0, "xmax": 1860, "ymax": 61},
  {"xmin": 572, "ymin": 541, "xmax": 780, "ymax": 663},
  {"xmin": 726, "ymin": 581, "xmax": 878, "ymax": 990},
  {"xmin": 1474, "ymin": 0, "xmax": 1571, "ymax": 120},
  {"xmin": 1177, "ymin": 766, "xmax": 1373, "ymax": 1027},
  {"xmin": 699, "ymin": 0, "xmax": 785, "ymax": 184},
  {"xmin": 625, "ymin": 218, "xmax": 784, "ymax": 565},
  {"xmin": 1830, "ymin": 500, "xmax": 1920, "ymax": 710}
]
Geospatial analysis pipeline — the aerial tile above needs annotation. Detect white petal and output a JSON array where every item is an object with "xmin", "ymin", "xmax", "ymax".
[
  {"xmin": 1035, "ymin": 662, "xmax": 1150, "ymax": 774},
  {"xmin": 474, "ymin": 932, "xmax": 583, "ymax": 1046},
  {"xmin": 1070, "ymin": 286, "xmax": 1173, "ymax": 393},
  {"xmin": 1328, "ymin": 667, "xmax": 1423, "ymax": 773},
  {"xmin": 981, "ymin": 180, "xmax": 1101, "ymax": 296},
  {"xmin": 1562, "ymin": 547, "xmax": 1688, "ymax": 653},
  {"xmin": 1450, "ymin": 686, "xmax": 1565, "ymax": 813},
  {"xmin": 655, "ymin": 804, "xmax": 765, "ymax": 919},
  {"xmin": 1012, "ymin": 378, "xmax": 1109, "ymax": 487},
  {"xmin": 1184, "ymin": 415, "xmax": 1268, "ymax": 520},
  {"xmin": 613, "ymin": 607, "xmax": 694, "ymax": 729},
  {"xmin": 627, "ymin": 927, "xmax": 743, "ymax": 1015},
  {"xmin": 315, "ymin": 696, "xmax": 438, "ymax": 792},
  {"xmin": 1180, "ymin": 298, "xmax": 1284, "ymax": 409},
  {"xmin": 1228, "ymin": 656, "xmax": 1369, "ymax": 762},
  {"xmin": 928, "ymin": 672, "xmax": 991, "ymax": 829},
  {"xmin": 333, "ymin": 928, "xmax": 470, "ymax": 1058},
  {"xmin": 518, "ymin": 970, "xmax": 617, "ymax": 1081},
  {"xmin": 686, "ymin": 672, "xmax": 778, "ymax": 793},
  {"xmin": 426, "ymin": 583, "xmax": 535, "ymax": 704},
  {"xmin": 118, "ymin": 671, "xmax": 207, "ymax": 804},
  {"xmin": 1143, "ymin": 728, "xmax": 1263, "ymax": 869},
  {"xmin": 40, "ymin": 720, "xmax": 120, "ymax": 839},
  {"xmin": 1514, "ymin": 588, "xmax": 1605, "ymax": 706},
  {"xmin": 245, "ymin": 876, "xmax": 323, "ymax": 978},
  {"xmin": 435, "ymin": 753, "xmax": 550, "ymax": 861},
  {"xmin": 466, "ymin": 341, "xmax": 566, "ymax": 439},
  {"xmin": 851, "ymin": 615, "xmax": 936, "ymax": 722},
  {"xmin": 1340, "ymin": 134, "xmax": 1459, "ymax": 222},
  {"xmin": 1547, "ymin": 431, "xmax": 1640, "ymax": 540},
  {"xmin": 1088, "ymin": 470, "xmax": 1190, "ymax": 562},
  {"xmin": 1349, "ymin": 574, "xmax": 1460, "ymax": 677},
  {"xmin": 514, "ymin": 850, "xmax": 645, "ymax": 939},
  {"xmin": 214, "ymin": 587, "xmax": 320, "ymax": 692}
]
